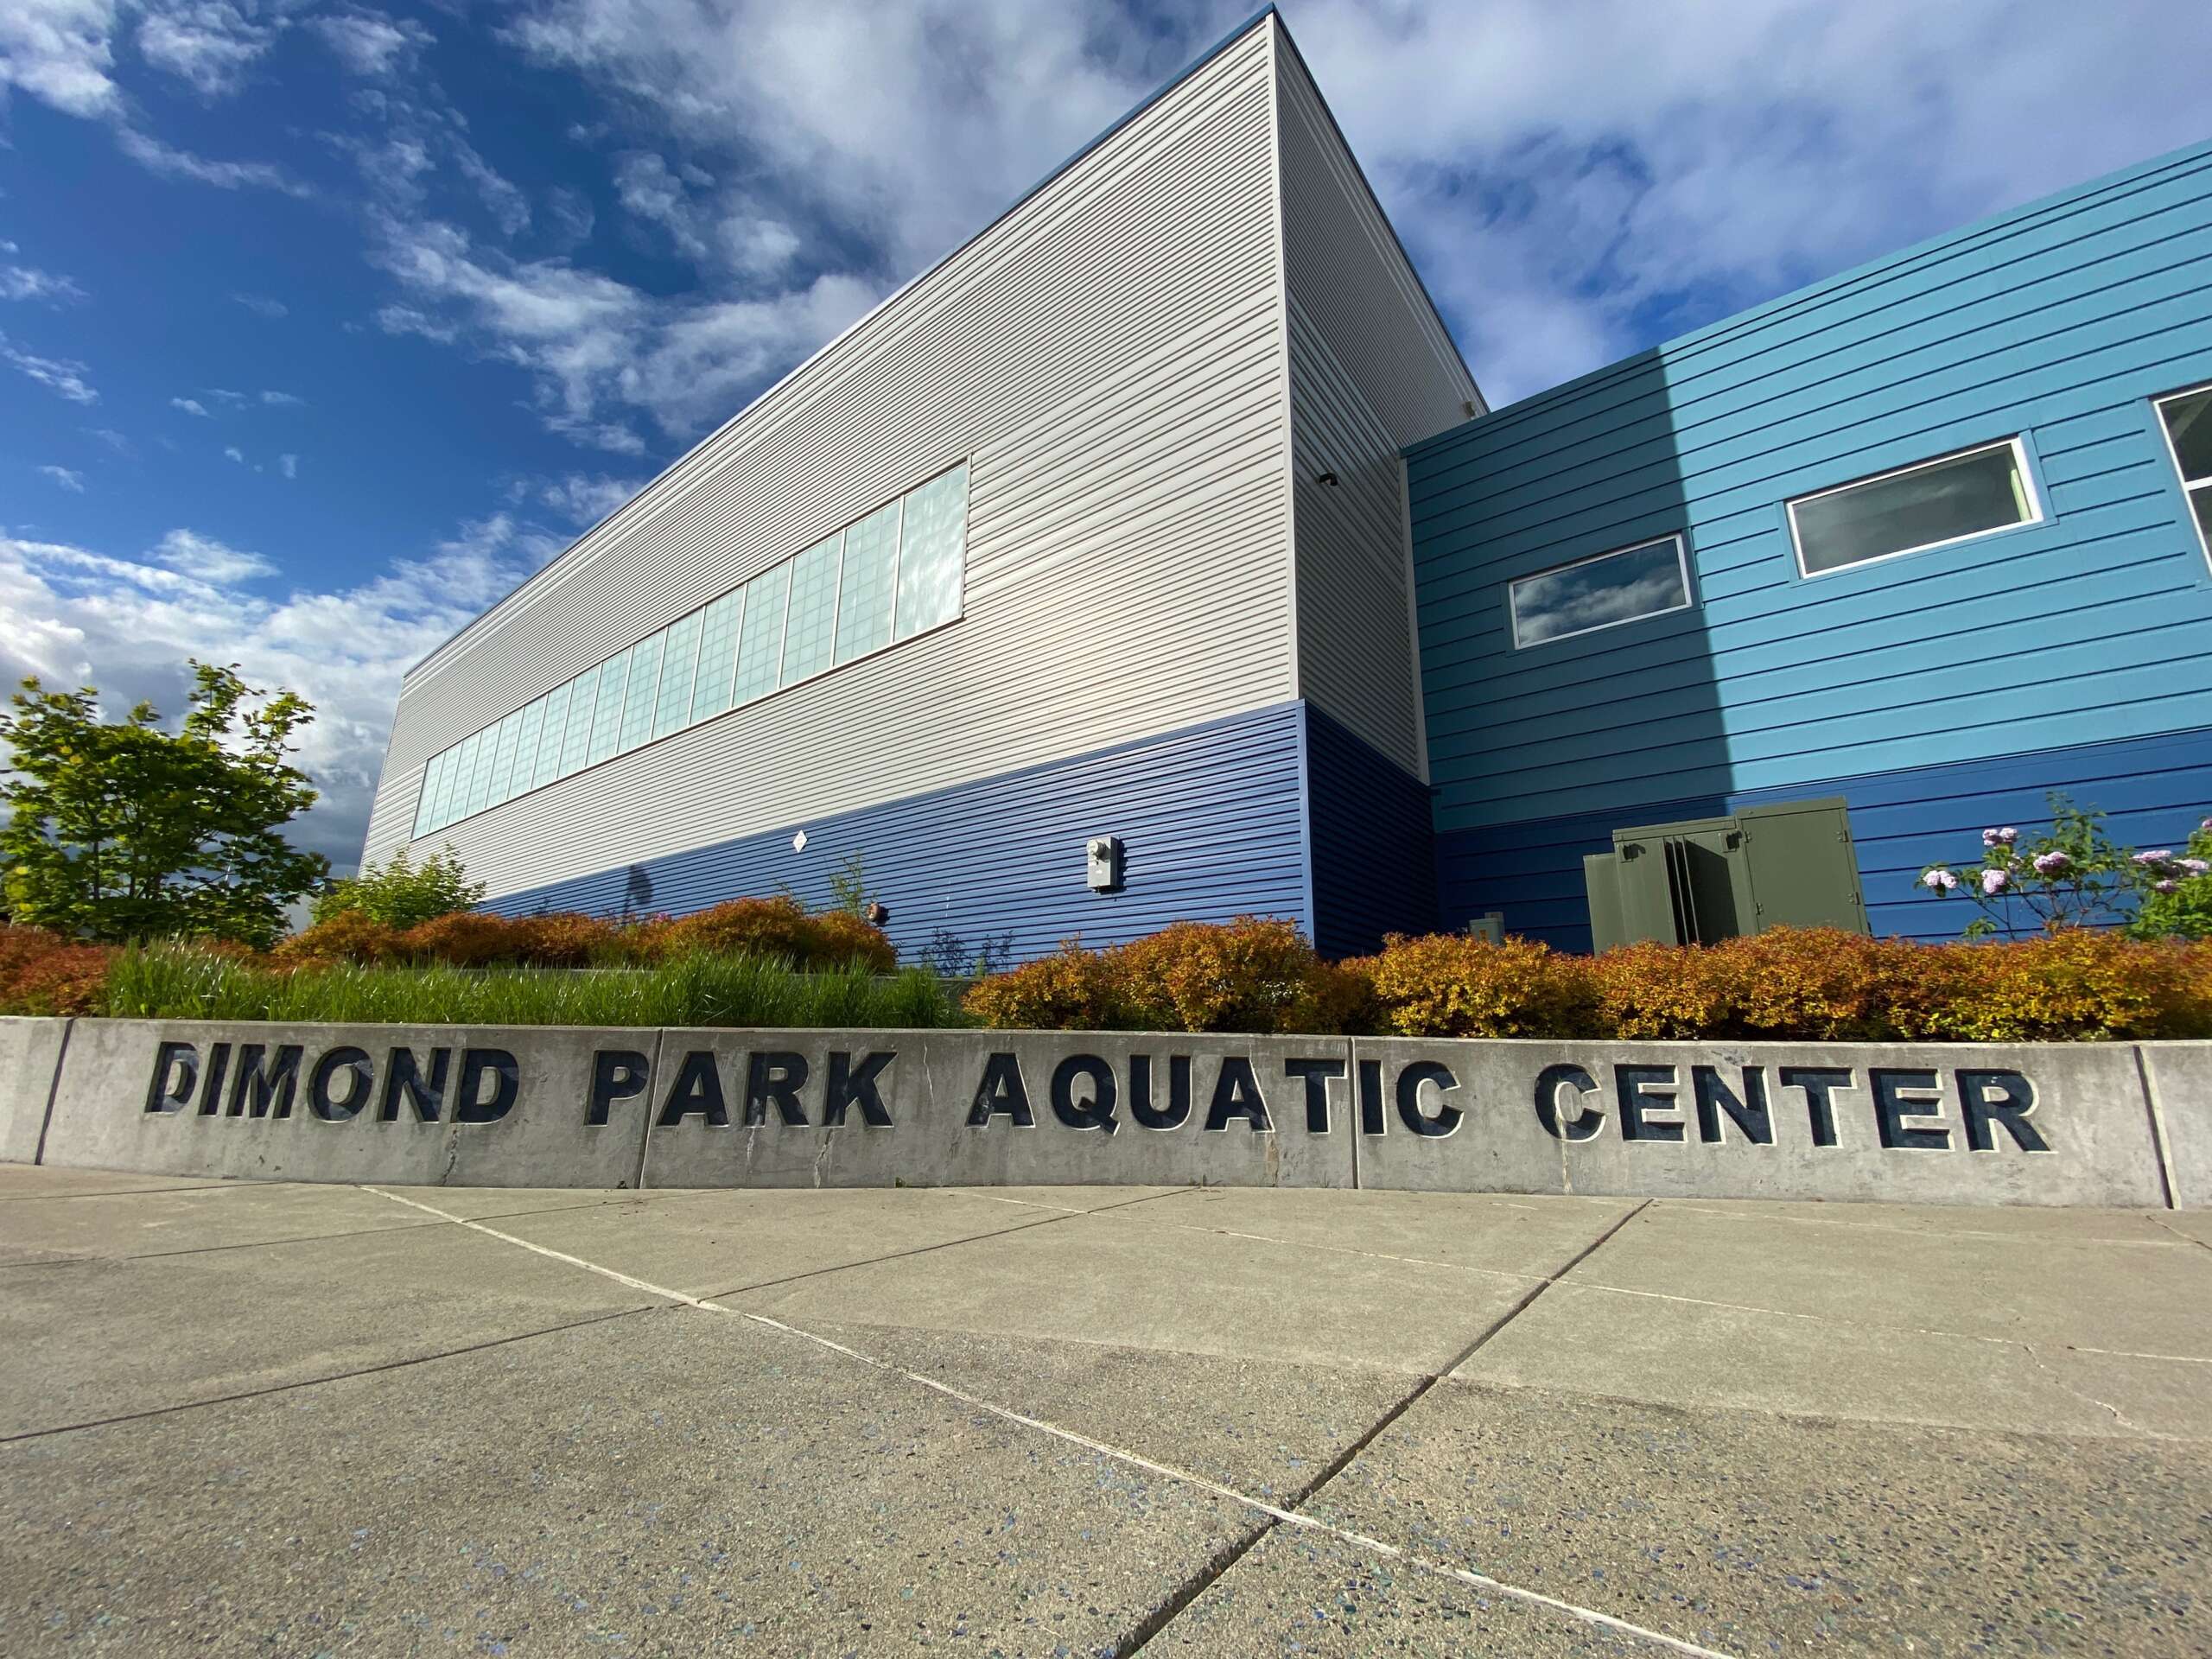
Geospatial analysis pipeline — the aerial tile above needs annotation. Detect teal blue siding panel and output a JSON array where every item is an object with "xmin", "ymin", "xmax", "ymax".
[{"xmin": 1409, "ymin": 138, "xmax": 2212, "ymax": 849}]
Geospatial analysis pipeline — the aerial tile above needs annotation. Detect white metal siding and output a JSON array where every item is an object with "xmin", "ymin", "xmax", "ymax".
[
  {"xmin": 363, "ymin": 25, "xmax": 1295, "ymax": 895},
  {"xmin": 1273, "ymin": 33, "xmax": 1478, "ymax": 781}
]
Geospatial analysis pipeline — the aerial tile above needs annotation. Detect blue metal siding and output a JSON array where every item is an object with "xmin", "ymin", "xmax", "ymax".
[
  {"xmin": 1437, "ymin": 726, "xmax": 2212, "ymax": 951},
  {"xmin": 485, "ymin": 702, "xmax": 1312, "ymax": 971},
  {"xmin": 1303, "ymin": 702, "xmax": 1435, "ymax": 957},
  {"xmin": 1408, "ymin": 139, "xmax": 2212, "ymax": 944}
]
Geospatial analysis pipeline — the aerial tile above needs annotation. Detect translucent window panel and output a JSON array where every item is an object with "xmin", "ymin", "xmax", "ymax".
[
  {"xmin": 2160, "ymin": 386, "xmax": 2212, "ymax": 483},
  {"xmin": 690, "ymin": 590, "xmax": 743, "ymax": 722},
  {"xmin": 732, "ymin": 563, "xmax": 791, "ymax": 706},
  {"xmin": 588, "ymin": 648, "xmax": 632, "ymax": 766},
  {"xmin": 432, "ymin": 747, "xmax": 458, "ymax": 830},
  {"xmin": 779, "ymin": 531, "xmax": 842, "ymax": 686},
  {"xmin": 510, "ymin": 699, "xmax": 545, "ymax": 801},
  {"xmin": 895, "ymin": 464, "xmax": 967, "ymax": 639},
  {"xmin": 456, "ymin": 730, "xmax": 488, "ymax": 817},
  {"xmin": 1510, "ymin": 536, "xmax": 1693, "ymax": 648},
  {"xmin": 413, "ymin": 751, "xmax": 442, "ymax": 836},
  {"xmin": 489, "ymin": 713, "xmax": 525, "ymax": 805},
  {"xmin": 559, "ymin": 665, "xmax": 601, "ymax": 777},
  {"xmin": 534, "ymin": 682, "xmax": 572, "ymax": 790},
  {"xmin": 618, "ymin": 632, "xmax": 665, "ymax": 753},
  {"xmin": 654, "ymin": 609, "xmax": 704, "ymax": 738},
  {"xmin": 834, "ymin": 502, "xmax": 899, "ymax": 664},
  {"xmin": 1789, "ymin": 442, "xmax": 2037, "ymax": 575}
]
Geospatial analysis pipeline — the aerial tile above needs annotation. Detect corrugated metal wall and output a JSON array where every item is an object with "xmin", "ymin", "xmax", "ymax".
[
  {"xmin": 1409, "ymin": 138, "xmax": 2212, "ymax": 944},
  {"xmin": 483, "ymin": 702, "xmax": 1312, "ymax": 967},
  {"xmin": 1274, "ymin": 34, "xmax": 1478, "ymax": 779},
  {"xmin": 364, "ymin": 21, "xmax": 1296, "ymax": 904}
]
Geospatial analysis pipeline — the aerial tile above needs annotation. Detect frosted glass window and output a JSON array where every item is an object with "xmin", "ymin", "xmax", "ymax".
[
  {"xmin": 895, "ymin": 464, "xmax": 967, "ymax": 639},
  {"xmin": 560, "ymin": 665, "xmax": 601, "ymax": 777},
  {"xmin": 690, "ymin": 591, "xmax": 743, "ymax": 721},
  {"xmin": 489, "ymin": 715, "xmax": 522, "ymax": 805},
  {"xmin": 510, "ymin": 700, "xmax": 544, "ymax": 802},
  {"xmin": 732, "ymin": 563, "xmax": 791, "ymax": 705},
  {"xmin": 1789, "ymin": 440, "xmax": 2039, "ymax": 576},
  {"xmin": 2155, "ymin": 385, "xmax": 2212, "ymax": 564},
  {"xmin": 619, "ymin": 631, "xmax": 665, "ymax": 752},
  {"xmin": 780, "ymin": 531, "xmax": 842, "ymax": 686},
  {"xmin": 412, "ymin": 751, "xmax": 442, "ymax": 836},
  {"xmin": 588, "ymin": 649, "xmax": 631, "ymax": 766},
  {"xmin": 534, "ymin": 683, "xmax": 571, "ymax": 789},
  {"xmin": 835, "ymin": 502, "xmax": 900, "ymax": 664},
  {"xmin": 457, "ymin": 730, "xmax": 488, "ymax": 817},
  {"xmin": 654, "ymin": 610, "xmax": 704, "ymax": 738},
  {"xmin": 1510, "ymin": 536, "xmax": 1693, "ymax": 648}
]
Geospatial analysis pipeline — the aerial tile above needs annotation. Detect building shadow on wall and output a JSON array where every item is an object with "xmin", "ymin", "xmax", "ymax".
[{"xmin": 1421, "ymin": 346, "xmax": 1732, "ymax": 951}]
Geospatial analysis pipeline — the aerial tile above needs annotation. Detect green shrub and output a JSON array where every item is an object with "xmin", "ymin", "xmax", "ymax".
[
  {"xmin": 2127, "ymin": 818, "xmax": 2212, "ymax": 941},
  {"xmin": 311, "ymin": 845, "xmax": 486, "ymax": 931}
]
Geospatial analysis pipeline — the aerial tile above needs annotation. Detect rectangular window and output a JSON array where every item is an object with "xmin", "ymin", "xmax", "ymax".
[
  {"xmin": 781, "ymin": 531, "xmax": 842, "ymax": 685},
  {"xmin": 588, "ymin": 648, "xmax": 631, "ymax": 766},
  {"xmin": 408, "ymin": 462, "xmax": 969, "ymax": 834},
  {"xmin": 690, "ymin": 590, "xmax": 743, "ymax": 722},
  {"xmin": 1788, "ymin": 438, "xmax": 2040, "ymax": 577},
  {"xmin": 534, "ymin": 682, "xmax": 571, "ymax": 789},
  {"xmin": 618, "ymin": 630, "xmax": 665, "ymax": 753},
  {"xmin": 654, "ymin": 610, "xmax": 704, "ymax": 738},
  {"xmin": 2154, "ymin": 383, "xmax": 2212, "ymax": 563},
  {"xmin": 560, "ymin": 664, "xmax": 601, "ymax": 777},
  {"xmin": 834, "ymin": 501, "xmax": 900, "ymax": 664},
  {"xmin": 895, "ymin": 464, "xmax": 967, "ymax": 639},
  {"xmin": 1509, "ymin": 534, "xmax": 1693, "ymax": 649},
  {"xmin": 732, "ymin": 563, "xmax": 791, "ymax": 705}
]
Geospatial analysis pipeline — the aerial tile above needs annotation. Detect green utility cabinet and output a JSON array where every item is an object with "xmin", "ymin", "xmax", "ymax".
[{"xmin": 1584, "ymin": 797, "xmax": 1870, "ymax": 950}]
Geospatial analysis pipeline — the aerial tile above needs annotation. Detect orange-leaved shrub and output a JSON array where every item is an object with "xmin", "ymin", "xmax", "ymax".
[
  {"xmin": 269, "ymin": 908, "xmax": 405, "ymax": 968},
  {"xmin": 0, "ymin": 924, "xmax": 114, "ymax": 1014},
  {"xmin": 1896, "ymin": 931, "xmax": 2212, "ymax": 1042},
  {"xmin": 1362, "ymin": 931, "xmax": 1599, "ymax": 1038},
  {"xmin": 645, "ymin": 897, "xmax": 898, "ymax": 972},
  {"xmin": 962, "ymin": 943, "xmax": 1127, "ymax": 1030}
]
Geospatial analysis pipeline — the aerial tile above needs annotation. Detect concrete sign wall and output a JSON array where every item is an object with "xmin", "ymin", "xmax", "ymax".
[{"xmin": 0, "ymin": 1017, "xmax": 2198, "ymax": 1207}]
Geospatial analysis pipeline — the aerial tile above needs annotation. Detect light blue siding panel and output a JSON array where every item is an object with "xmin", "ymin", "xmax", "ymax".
[
  {"xmin": 1409, "ymin": 137, "xmax": 2212, "ymax": 868},
  {"xmin": 482, "ymin": 702, "xmax": 1312, "ymax": 969}
]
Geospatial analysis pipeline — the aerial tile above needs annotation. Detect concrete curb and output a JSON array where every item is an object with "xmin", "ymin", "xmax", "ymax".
[{"xmin": 1, "ymin": 1017, "xmax": 2199, "ymax": 1205}]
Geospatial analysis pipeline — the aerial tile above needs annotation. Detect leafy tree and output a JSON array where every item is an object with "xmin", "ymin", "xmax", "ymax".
[
  {"xmin": 311, "ymin": 843, "xmax": 486, "ymax": 931},
  {"xmin": 0, "ymin": 662, "xmax": 328, "ymax": 948}
]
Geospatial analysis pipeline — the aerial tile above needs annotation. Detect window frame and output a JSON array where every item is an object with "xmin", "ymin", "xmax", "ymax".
[
  {"xmin": 1506, "ymin": 532, "xmax": 1696, "ymax": 652},
  {"xmin": 2152, "ymin": 381, "xmax": 2212, "ymax": 569},
  {"xmin": 1784, "ymin": 435, "xmax": 2044, "ymax": 581}
]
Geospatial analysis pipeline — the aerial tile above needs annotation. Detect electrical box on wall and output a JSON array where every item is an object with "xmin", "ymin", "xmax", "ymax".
[
  {"xmin": 1584, "ymin": 797, "xmax": 1869, "ymax": 950},
  {"xmin": 1086, "ymin": 836, "xmax": 1123, "ymax": 892}
]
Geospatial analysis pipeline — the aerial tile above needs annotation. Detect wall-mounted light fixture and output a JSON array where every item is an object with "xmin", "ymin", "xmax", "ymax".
[{"xmin": 1314, "ymin": 470, "xmax": 1339, "ymax": 487}]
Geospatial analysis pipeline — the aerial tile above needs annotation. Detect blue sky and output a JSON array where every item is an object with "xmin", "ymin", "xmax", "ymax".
[{"xmin": 4, "ymin": 0, "xmax": 2210, "ymax": 869}]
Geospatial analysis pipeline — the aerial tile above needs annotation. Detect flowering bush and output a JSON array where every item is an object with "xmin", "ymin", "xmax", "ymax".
[
  {"xmin": 2126, "ymin": 818, "xmax": 2212, "ymax": 942},
  {"xmin": 1918, "ymin": 795, "xmax": 2146, "ymax": 936}
]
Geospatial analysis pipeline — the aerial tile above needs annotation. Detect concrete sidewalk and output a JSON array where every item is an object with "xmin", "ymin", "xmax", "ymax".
[{"xmin": 0, "ymin": 1166, "xmax": 2205, "ymax": 1655}]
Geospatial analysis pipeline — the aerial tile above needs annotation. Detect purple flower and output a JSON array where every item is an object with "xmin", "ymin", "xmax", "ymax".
[
  {"xmin": 1981, "ymin": 827, "xmax": 2018, "ymax": 848},
  {"xmin": 2134, "ymin": 850, "xmax": 2175, "ymax": 868},
  {"xmin": 2155, "ymin": 879, "xmax": 2181, "ymax": 894},
  {"xmin": 1981, "ymin": 868, "xmax": 2009, "ymax": 896},
  {"xmin": 2032, "ymin": 850, "xmax": 2073, "ymax": 876},
  {"xmin": 2181, "ymin": 858, "xmax": 2211, "ymax": 876},
  {"xmin": 2201, "ymin": 817, "xmax": 2212, "ymax": 833},
  {"xmin": 1923, "ymin": 868, "xmax": 1959, "ymax": 892}
]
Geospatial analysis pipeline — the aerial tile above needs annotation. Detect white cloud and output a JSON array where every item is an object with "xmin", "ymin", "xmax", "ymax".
[
  {"xmin": 2, "ymin": 333, "xmax": 99, "ymax": 404},
  {"xmin": 535, "ymin": 472, "xmax": 644, "ymax": 524},
  {"xmin": 153, "ymin": 527, "xmax": 272, "ymax": 582},
  {"xmin": 115, "ymin": 127, "xmax": 309, "ymax": 195},
  {"xmin": 169, "ymin": 395, "xmax": 210, "ymax": 416},
  {"xmin": 205, "ymin": 386, "xmax": 246, "ymax": 404},
  {"xmin": 277, "ymin": 452, "xmax": 297, "ymax": 478},
  {"xmin": 84, "ymin": 426, "xmax": 130, "ymax": 453},
  {"xmin": 232, "ymin": 291, "xmax": 287, "ymax": 317},
  {"xmin": 613, "ymin": 150, "xmax": 707, "ymax": 257},
  {"xmin": 223, "ymin": 444, "xmax": 245, "ymax": 462},
  {"xmin": 39, "ymin": 464, "xmax": 86, "ymax": 493},
  {"xmin": 136, "ymin": 0, "xmax": 276, "ymax": 99},
  {"xmin": 260, "ymin": 389, "xmax": 304, "ymax": 405},
  {"xmin": 0, "ymin": 264, "xmax": 87, "ymax": 302},
  {"xmin": 0, "ymin": 0, "xmax": 120, "ymax": 120},
  {"xmin": 0, "ymin": 520, "xmax": 535, "ymax": 864},
  {"xmin": 453, "ymin": 136, "xmax": 531, "ymax": 237},
  {"xmin": 308, "ymin": 6, "xmax": 432, "ymax": 77}
]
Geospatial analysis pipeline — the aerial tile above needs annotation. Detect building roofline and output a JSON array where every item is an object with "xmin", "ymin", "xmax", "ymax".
[
  {"xmin": 1267, "ymin": 10, "xmax": 1486, "ymax": 414},
  {"xmin": 406, "ymin": 5, "xmax": 1286, "ymax": 682}
]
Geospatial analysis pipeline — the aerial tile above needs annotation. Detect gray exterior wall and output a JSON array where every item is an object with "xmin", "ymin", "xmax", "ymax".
[
  {"xmin": 364, "ymin": 22, "xmax": 1295, "ymax": 899},
  {"xmin": 1275, "ymin": 35, "xmax": 1483, "ymax": 780}
]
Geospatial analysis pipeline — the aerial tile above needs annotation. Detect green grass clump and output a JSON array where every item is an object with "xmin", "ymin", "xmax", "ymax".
[{"xmin": 103, "ymin": 944, "xmax": 964, "ymax": 1029}]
